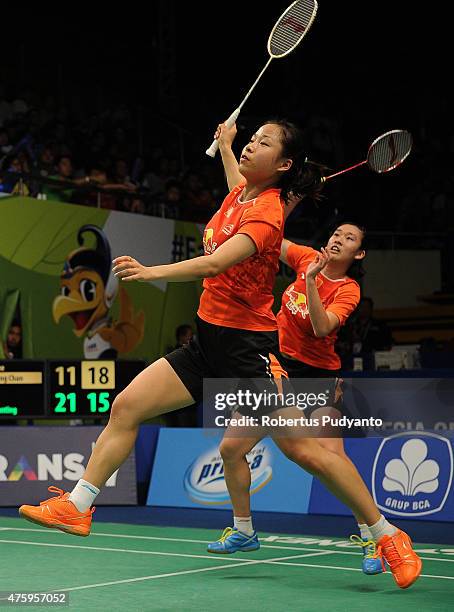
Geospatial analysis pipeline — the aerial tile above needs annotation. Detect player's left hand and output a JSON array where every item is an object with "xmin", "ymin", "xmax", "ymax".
[
  {"xmin": 306, "ymin": 247, "xmax": 331, "ymax": 279},
  {"xmin": 112, "ymin": 256, "xmax": 151, "ymax": 282}
]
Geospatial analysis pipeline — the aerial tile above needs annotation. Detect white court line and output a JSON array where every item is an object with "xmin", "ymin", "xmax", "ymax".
[
  {"xmin": 273, "ymin": 561, "xmax": 454, "ymax": 581},
  {"xmin": 1, "ymin": 547, "xmax": 451, "ymax": 599},
  {"xmin": 0, "ymin": 539, "xmax": 252, "ymax": 563},
  {"xmin": 0, "ymin": 537, "xmax": 452, "ymax": 584},
  {"xmin": 1, "ymin": 527, "xmax": 453, "ymax": 563},
  {"xmin": 0, "ymin": 527, "xmax": 362, "ymax": 555},
  {"xmin": 0, "ymin": 551, "xmax": 333, "ymax": 599},
  {"xmin": 420, "ymin": 574, "xmax": 454, "ymax": 580},
  {"xmin": 0, "ymin": 538, "xmax": 332, "ymax": 564}
]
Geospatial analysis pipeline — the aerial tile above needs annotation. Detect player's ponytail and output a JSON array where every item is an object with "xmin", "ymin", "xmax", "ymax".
[{"xmin": 265, "ymin": 118, "xmax": 328, "ymax": 203}]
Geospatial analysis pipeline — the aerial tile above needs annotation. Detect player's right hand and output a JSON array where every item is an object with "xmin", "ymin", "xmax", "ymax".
[{"xmin": 215, "ymin": 122, "xmax": 237, "ymax": 149}]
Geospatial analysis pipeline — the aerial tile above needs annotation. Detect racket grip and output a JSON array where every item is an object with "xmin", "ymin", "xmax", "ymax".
[{"xmin": 205, "ymin": 108, "xmax": 241, "ymax": 157}]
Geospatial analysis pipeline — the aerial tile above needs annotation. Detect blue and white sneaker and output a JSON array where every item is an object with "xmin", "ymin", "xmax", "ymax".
[
  {"xmin": 207, "ymin": 527, "xmax": 260, "ymax": 554},
  {"xmin": 350, "ymin": 535, "xmax": 386, "ymax": 575}
]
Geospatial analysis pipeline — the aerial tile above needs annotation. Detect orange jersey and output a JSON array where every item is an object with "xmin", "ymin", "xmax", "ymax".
[
  {"xmin": 198, "ymin": 183, "xmax": 284, "ymax": 331},
  {"xmin": 277, "ymin": 243, "xmax": 360, "ymax": 369}
]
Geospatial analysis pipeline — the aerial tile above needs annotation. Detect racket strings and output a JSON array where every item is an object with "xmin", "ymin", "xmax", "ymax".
[
  {"xmin": 269, "ymin": 0, "xmax": 318, "ymax": 57},
  {"xmin": 368, "ymin": 131, "xmax": 413, "ymax": 173}
]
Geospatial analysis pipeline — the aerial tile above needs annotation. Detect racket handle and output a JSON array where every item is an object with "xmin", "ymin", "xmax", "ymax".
[{"xmin": 205, "ymin": 108, "xmax": 241, "ymax": 157}]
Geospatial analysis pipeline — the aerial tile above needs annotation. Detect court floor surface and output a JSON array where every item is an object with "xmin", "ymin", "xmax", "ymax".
[{"xmin": 0, "ymin": 517, "xmax": 453, "ymax": 611}]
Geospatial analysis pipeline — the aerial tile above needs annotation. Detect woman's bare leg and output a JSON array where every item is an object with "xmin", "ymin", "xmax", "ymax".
[
  {"xmin": 84, "ymin": 358, "xmax": 194, "ymax": 488},
  {"xmin": 318, "ymin": 437, "xmax": 367, "ymax": 526},
  {"xmin": 274, "ymin": 434, "xmax": 380, "ymax": 526},
  {"xmin": 219, "ymin": 431, "xmax": 262, "ymax": 517}
]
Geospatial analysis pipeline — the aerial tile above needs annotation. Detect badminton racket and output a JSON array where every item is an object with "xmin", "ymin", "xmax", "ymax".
[
  {"xmin": 322, "ymin": 130, "xmax": 413, "ymax": 182},
  {"xmin": 206, "ymin": 0, "xmax": 318, "ymax": 157}
]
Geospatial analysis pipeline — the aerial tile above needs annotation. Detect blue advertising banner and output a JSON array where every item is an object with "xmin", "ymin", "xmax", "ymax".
[
  {"xmin": 146, "ymin": 428, "xmax": 313, "ymax": 513},
  {"xmin": 308, "ymin": 432, "xmax": 454, "ymax": 522},
  {"xmin": 0, "ymin": 426, "xmax": 136, "ymax": 506},
  {"xmin": 135, "ymin": 425, "xmax": 160, "ymax": 485}
]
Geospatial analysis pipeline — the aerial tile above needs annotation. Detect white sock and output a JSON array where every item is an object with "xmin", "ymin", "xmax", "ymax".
[
  {"xmin": 69, "ymin": 479, "xmax": 100, "ymax": 512},
  {"xmin": 358, "ymin": 523, "xmax": 372, "ymax": 540},
  {"xmin": 368, "ymin": 515, "xmax": 397, "ymax": 541},
  {"xmin": 234, "ymin": 516, "xmax": 254, "ymax": 536}
]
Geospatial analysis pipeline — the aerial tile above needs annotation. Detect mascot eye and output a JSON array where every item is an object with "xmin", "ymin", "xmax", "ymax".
[
  {"xmin": 80, "ymin": 279, "xmax": 96, "ymax": 302},
  {"xmin": 61, "ymin": 286, "xmax": 70, "ymax": 297}
]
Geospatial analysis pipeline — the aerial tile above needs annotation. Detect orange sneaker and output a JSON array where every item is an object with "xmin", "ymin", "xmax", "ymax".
[
  {"xmin": 378, "ymin": 529, "xmax": 422, "ymax": 589},
  {"xmin": 19, "ymin": 486, "xmax": 94, "ymax": 537}
]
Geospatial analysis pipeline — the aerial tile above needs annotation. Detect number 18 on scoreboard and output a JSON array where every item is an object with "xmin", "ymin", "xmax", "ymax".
[{"xmin": 49, "ymin": 360, "xmax": 127, "ymax": 417}]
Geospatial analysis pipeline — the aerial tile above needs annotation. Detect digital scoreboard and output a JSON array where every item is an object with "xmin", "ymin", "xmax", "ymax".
[
  {"xmin": 0, "ymin": 361, "xmax": 46, "ymax": 418},
  {"xmin": 48, "ymin": 360, "xmax": 145, "ymax": 417},
  {"xmin": 0, "ymin": 360, "xmax": 146, "ymax": 419}
]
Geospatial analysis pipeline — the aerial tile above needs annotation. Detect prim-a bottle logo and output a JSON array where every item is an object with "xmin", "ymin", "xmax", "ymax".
[{"xmin": 183, "ymin": 444, "xmax": 272, "ymax": 505}]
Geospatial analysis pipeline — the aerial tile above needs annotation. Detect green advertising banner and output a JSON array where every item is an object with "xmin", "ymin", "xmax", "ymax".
[{"xmin": 0, "ymin": 197, "xmax": 295, "ymax": 363}]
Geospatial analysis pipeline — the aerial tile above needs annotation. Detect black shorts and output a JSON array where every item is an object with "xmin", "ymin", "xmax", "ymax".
[
  {"xmin": 165, "ymin": 316, "xmax": 287, "ymax": 410},
  {"xmin": 279, "ymin": 354, "xmax": 365, "ymax": 436},
  {"xmin": 279, "ymin": 354, "xmax": 343, "ymax": 415},
  {"xmin": 278, "ymin": 354, "xmax": 340, "ymax": 379}
]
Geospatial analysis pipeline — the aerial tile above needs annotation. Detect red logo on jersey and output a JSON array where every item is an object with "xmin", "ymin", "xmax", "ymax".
[
  {"xmin": 285, "ymin": 284, "xmax": 309, "ymax": 318},
  {"xmin": 203, "ymin": 228, "xmax": 217, "ymax": 254}
]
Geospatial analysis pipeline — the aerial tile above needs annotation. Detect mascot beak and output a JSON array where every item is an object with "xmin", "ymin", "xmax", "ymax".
[{"xmin": 52, "ymin": 294, "xmax": 88, "ymax": 324}]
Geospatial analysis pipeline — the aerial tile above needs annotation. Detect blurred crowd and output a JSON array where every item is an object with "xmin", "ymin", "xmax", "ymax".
[
  {"xmin": 0, "ymin": 85, "xmax": 224, "ymax": 223},
  {"xmin": 1, "ymin": 85, "xmax": 453, "ymax": 239},
  {"xmin": 1, "ymin": 85, "xmax": 453, "ymax": 369}
]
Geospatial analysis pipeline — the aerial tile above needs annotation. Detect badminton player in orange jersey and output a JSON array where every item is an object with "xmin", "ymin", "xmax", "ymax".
[
  {"xmin": 277, "ymin": 224, "xmax": 388, "ymax": 575},
  {"xmin": 18, "ymin": 117, "xmax": 322, "ymax": 534},
  {"xmin": 206, "ymin": 121, "xmax": 421, "ymax": 589},
  {"xmin": 19, "ymin": 118, "xmax": 420, "ymax": 588}
]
